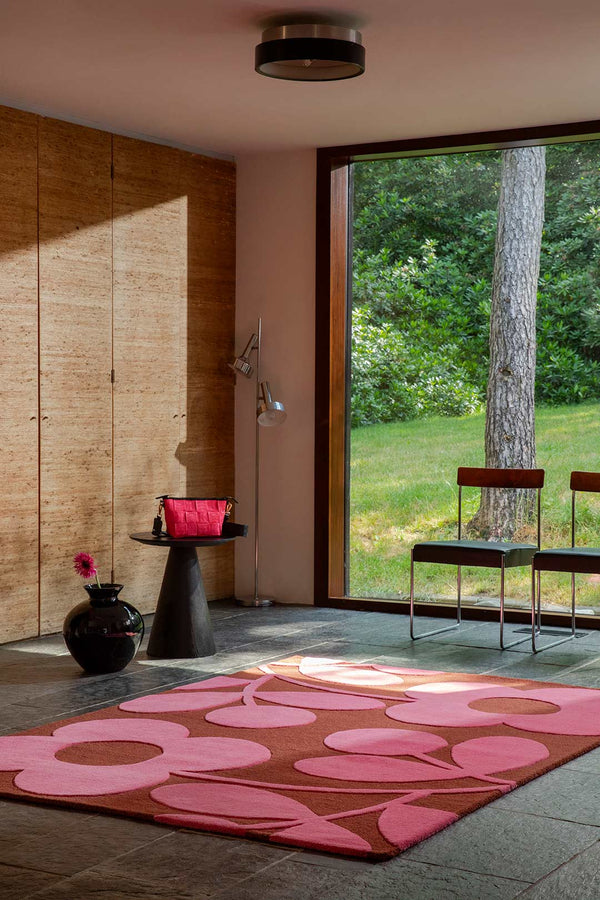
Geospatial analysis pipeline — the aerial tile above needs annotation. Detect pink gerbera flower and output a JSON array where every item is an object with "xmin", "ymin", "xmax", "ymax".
[{"xmin": 73, "ymin": 552, "xmax": 101, "ymax": 587}]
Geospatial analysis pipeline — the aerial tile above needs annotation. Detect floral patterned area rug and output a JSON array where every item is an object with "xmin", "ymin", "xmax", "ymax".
[{"xmin": 2, "ymin": 656, "xmax": 600, "ymax": 861}]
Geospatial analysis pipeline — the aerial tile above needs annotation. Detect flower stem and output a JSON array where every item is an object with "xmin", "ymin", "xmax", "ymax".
[{"xmin": 95, "ymin": 573, "xmax": 102, "ymax": 589}]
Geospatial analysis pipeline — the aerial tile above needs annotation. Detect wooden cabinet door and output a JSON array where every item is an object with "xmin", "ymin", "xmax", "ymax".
[
  {"xmin": 38, "ymin": 119, "xmax": 113, "ymax": 633},
  {"xmin": 112, "ymin": 136, "xmax": 183, "ymax": 612},
  {"xmin": 0, "ymin": 108, "xmax": 39, "ymax": 642},
  {"xmin": 181, "ymin": 152, "xmax": 236, "ymax": 599}
]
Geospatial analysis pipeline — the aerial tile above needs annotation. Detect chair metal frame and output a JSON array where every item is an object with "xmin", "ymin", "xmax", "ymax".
[
  {"xmin": 410, "ymin": 467, "xmax": 544, "ymax": 650},
  {"xmin": 531, "ymin": 471, "xmax": 600, "ymax": 652}
]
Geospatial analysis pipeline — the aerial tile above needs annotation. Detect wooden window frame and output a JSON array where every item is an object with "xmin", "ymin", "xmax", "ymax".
[{"xmin": 314, "ymin": 119, "xmax": 600, "ymax": 628}]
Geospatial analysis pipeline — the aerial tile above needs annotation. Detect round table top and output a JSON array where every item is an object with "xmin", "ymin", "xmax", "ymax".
[{"xmin": 130, "ymin": 532, "xmax": 236, "ymax": 549}]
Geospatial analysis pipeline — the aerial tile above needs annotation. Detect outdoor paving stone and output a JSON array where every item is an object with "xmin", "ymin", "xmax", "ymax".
[
  {"xmin": 214, "ymin": 855, "xmax": 527, "ymax": 900},
  {"xmin": 514, "ymin": 839, "xmax": 600, "ymax": 899},
  {"xmin": 402, "ymin": 806, "xmax": 600, "ymax": 883},
  {"xmin": 493, "ymin": 769, "xmax": 600, "ymax": 826},
  {"xmin": 96, "ymin": 831, "xmax": 292, "ymax": 897},
  {"xmin": 0, "ymin": 862, "xmax": 62, "ymax": 899}
]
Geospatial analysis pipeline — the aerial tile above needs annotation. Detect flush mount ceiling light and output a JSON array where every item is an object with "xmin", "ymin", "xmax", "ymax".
[{"xmin": 255, "ymin": 22, "xmax": 365, "ymax": 81}]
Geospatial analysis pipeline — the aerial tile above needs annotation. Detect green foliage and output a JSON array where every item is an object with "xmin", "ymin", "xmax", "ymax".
[
  {"xmin": 351, "ymin": 142, "xmax": 600, "ymax": 422},
  {"xmin": 351, "ymin": 307, "xmax": 481, "ymax": 427}
]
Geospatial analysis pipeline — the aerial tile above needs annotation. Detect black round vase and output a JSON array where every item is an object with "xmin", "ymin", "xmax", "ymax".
[{"xmin": 63, "ymin": 584, "xmax": 144, "ymax": 675}]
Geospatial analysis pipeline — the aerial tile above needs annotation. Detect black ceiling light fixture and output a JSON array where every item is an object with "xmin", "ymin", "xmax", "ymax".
[{"xmin": 255, "ymin": 20, "xmax": 365, "ymax": 82}]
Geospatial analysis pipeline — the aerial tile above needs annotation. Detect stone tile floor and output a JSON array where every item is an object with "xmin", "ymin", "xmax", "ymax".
[{"xmin": 0, "ymin": 601, "xmax": 599, "ymax": 899}]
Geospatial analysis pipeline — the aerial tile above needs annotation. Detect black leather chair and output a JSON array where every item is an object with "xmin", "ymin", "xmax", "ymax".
[
  {"xmin": 410, "ymin": 466, "xmax": 545, "ymax": 649},
  {"xmin": 531, "ymin": 471, "xmax": 600, "ymax": 652}
]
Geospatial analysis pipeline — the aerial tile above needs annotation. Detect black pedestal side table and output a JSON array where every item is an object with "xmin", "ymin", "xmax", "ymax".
[{"xmin": 130, "ymin": 532, "xmax": 237, "ymax": 659}]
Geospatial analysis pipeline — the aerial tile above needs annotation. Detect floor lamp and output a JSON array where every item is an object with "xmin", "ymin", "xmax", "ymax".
[{"xmin": 230, "ymin": 317, "xmax": 286, "ymax": 606}]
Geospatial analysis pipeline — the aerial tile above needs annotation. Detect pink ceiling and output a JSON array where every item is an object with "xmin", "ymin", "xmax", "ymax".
[{"xmin": 1, "ymin": 0, "xmax": 599, "ymax": 156}]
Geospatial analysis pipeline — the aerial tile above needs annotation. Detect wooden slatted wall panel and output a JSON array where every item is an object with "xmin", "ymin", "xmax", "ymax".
[
  {"xmin": 181, "ymin": 153, "xmax": 236, "ymax": 598},
  {"xmin": 112, "ymin": 136, "xmax": 184, "ymax": 612},
  {"xmin": 0, "ymin": 108, "xmax": 39, "ymax": 642},
  {"xmin": 38, "ymin": 119, "xmax": 113, "ymax": 633},
  {"xmin": 0, "ymin": 105, "xmax": 236, "ymax": 642}
]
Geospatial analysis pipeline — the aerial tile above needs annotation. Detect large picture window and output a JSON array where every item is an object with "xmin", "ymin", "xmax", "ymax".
[{"xmin": 315, "ymin": 122, "xmax": 600, "ymax": 628}]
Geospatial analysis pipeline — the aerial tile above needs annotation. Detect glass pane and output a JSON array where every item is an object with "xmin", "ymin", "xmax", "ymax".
[{"xmin": 348, "ymin": 142, "xmax": 600, "ymax": 617}]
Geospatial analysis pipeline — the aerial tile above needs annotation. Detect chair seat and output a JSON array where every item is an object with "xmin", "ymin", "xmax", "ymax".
[
  {"xmin": 413, "ymin": 539, "xmax": 538, "ymax": 568},
  {"xmin": 534, "ymin": 546, "xmax": 600, "ymax": 574}
]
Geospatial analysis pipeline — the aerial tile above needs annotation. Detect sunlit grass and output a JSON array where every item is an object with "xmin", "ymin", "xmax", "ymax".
[{"xmin": 349, "ymin": 402, "xmax": 600, "ymax": 610}]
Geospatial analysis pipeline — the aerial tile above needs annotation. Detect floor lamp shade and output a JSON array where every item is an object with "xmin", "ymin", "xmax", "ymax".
[{"xmin": 257, "ymin": 382, "xmax": 286, "ymax": 426}]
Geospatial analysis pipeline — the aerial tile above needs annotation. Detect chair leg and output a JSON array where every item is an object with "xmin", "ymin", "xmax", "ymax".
[
  {"xmin": 410, "ymin": 553, "xmax": 461, "ymax": 641},
  {"xmin": 499, "ymin": 559, "xmax": 530, "ymax": 650},
  {"xmin": 531, "ymin": 569, "xmax": 543, "ymax": 652},
  {"xmin": 532, "ymin": 569, "xmax": 577, "ymax": 653},
  {"xmin": 532, "ymin": 566, "xmax": 537, "ymax": 652}
]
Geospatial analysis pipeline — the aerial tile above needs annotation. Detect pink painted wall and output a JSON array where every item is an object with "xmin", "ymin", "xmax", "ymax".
[{"xmin": 235, "ymin": 150, "xmax": 316, "ymax": 604}]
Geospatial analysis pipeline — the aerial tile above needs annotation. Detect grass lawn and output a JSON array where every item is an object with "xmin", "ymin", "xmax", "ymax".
[{"xmin": 349, "ymin": 402, "xmax": 600, "ymax": 611}]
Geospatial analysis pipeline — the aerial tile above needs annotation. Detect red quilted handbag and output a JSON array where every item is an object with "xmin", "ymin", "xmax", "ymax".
[{"xmin": 157, "ymin": 497, "xmax": 233, "ymax": 538}]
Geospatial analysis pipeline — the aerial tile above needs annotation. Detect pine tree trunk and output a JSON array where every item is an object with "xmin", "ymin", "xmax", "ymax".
[{"xmin": 468, "ymin": 146, "xmax": 546, "ymax": 540}]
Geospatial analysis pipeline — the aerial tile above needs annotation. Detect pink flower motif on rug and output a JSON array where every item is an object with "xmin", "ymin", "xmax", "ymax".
[
  {"xmin": 151, "ymin": 782, "xmax": 375, "ymax": 854},
  {"xmin": 120, "ymin": 671, "xmax": 387, "ymax": 728},
  {"xmin": 0, "ymin": 718, "xmax": 270, "ymax": 796},
  {"xmin": 297, "ymin": 657, "xmax": 442, "ymax": 686},
  {"xmin": 3, "ymin": 657, "xmax": 600, "ymax": 861},
  {"xmin": 295, "ymin": 728, "xmax": 549, "ymax": 782},
  {"xmin": 386, "ymin": 682, "xmax": 600, "ymax": 735},
  {"xmin": 152, "ymin": 728, "xmax": 548, "ymax": 854}
]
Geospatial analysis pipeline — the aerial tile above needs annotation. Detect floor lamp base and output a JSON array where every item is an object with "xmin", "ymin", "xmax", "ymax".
[{"xmin": 236, "ymin": 595, "xmax": 275, "ymax": 608}]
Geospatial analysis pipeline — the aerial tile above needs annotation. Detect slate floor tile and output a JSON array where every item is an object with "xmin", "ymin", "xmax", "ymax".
[
  {"xmin": 548, "ymin": 669, "xmax": 600, "ymax": 687},
  {"xmin": 0, "ymin": 801, "xmax": 93, "ymax": 843},
  {"xmin": 481, "ymin": 660, "xmax": 572, "ymax": 680},
  {"xmin": 561, "ymin": 745, "xmax": 600, "ymax": 774},
  {"xmin": 215, "ymin": 856, "xmax": 527, "ymax": 900},
  {"xmin": 402, "ymin": 807, "xmax": 600, "ymax": 882},
  {"xmin": 0, "ymin": 815, "xmax": 169, "ymax": 876},
  {"xmin": 0, "ymin": 600, "xmax": 600, "ymax": 900},
  {"xmin": 96, "ymin": 832, "xmax": 293, "ymax": 897},
  {"xmin": 514, "ymin": 839, "xmax": 600, "ymax": 899},
  {"xmin": 0, "ymin": 862, "xmax": 62, "ymax": 899},
  {"xmin": 492, "ymin": 769, "xmax": 600, "ymax": 826},
  {"xmin": 25, "ymin": 869, "xmax": 199, "ymax": 900}
]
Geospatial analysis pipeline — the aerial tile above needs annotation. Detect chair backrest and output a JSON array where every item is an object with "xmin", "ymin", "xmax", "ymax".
[
  {"xmin": 457, "ymin": 467, "xmax": 545, "ymax": 489},
  {"xmin": 569, "ymin": 471, "xmax": 600, "ymax": 546},
  {"xmin": 570, "ymin": 471, "xmax": 600, "ymax": 493},
  {"xmin": 456, "ymin": 467, "xmax": 545, "ymax": 544}
]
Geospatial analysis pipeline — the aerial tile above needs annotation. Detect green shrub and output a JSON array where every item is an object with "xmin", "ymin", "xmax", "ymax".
[
  {"xmin": 351, "ymin": 308, "xmax": 482, "ymax": 427},
  {"xmin": 351, "ymin": 142, "xmax": 600, "ymax": 423}
]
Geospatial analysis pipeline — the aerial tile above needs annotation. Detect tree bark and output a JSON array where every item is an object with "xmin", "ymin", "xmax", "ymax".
[{"xmin": 468, "ymin": 146, "xmax": 546, "ymax": 540}]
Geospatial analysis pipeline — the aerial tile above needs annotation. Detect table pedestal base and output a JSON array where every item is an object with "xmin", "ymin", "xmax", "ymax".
[{"xmin": 147, "ymin": 546, "xmax": 216, "ymax": 658}]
